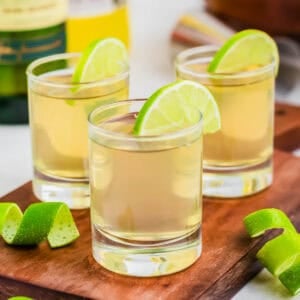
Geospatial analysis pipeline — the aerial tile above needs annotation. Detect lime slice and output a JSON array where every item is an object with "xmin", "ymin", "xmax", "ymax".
[
  {"xmin": 0, "ymin": 202, "xmax": 79, "ymax": 248},
  {"xmin": 72, "ymin": 38, "xmax": 128, "ymax": 83},
  {"xmin": 244, "ymin": 208, "xmax": 296, "ymax": 238},
  {"xmin": 279, "ymin": 257, "xmax": 300, "ymax": 295},
  {"xmin": 133, "ymin": 80, "xmax": 221, "ymax": 135},
  {"xmin": 208, "ymin": 29, "xmax": 279, "ymax": 74}
]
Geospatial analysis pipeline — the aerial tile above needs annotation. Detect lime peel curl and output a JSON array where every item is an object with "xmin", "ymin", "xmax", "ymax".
[
  {"xmin": 0, "ymin": 202, "xmax": 79, "ymax": 248},
  {"xmin": 244, "ymin": 208, "xmax": 300, "ymax": 295}
]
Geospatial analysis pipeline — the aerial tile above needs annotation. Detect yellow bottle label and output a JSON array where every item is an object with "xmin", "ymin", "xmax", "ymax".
[
  {"xmin": 0, "ymin": 0, "xmax": 68, "ymax": 31},
  {"xmin": 67, "ymin": 0, "xmax": 129, "ymax": 52}
]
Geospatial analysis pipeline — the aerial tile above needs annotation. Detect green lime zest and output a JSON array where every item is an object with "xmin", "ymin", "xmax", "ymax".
[
  {"xmin": 244, "ymin": 208, "xmax": 300, "ymax": 295},
  {"xmin": 0, "ymin": 202, "xmax": 79, "ymax": 248},
  {"xmin": 244, "ymin": 208, "xmax": 296, "ymax": 237},
  {"xmin": 257, "ymin": 232, "xmax": 300, "ymax": 276},
  {"xmin": 279, "ymin": 257, "xmax": 300, "ymax": 295},
  {"xmin": 208, "ymin": 29, "xmax": 279, "ymax": 75}
]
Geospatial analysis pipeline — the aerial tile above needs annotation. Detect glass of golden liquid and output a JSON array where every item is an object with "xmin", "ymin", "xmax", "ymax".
[
  {"xmin": 88, "ymin": 99, "xmax": 203, "ymax": 276},
  {"xmin": 27, "ymin": 53, "xmax": 129, "ymax": 209},
  {"xmin": 176, "ymin": 46, "xmax": 276, "ymax": 198}
]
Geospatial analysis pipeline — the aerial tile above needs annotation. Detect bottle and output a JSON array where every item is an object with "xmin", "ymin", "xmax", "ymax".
[
  {"xmin": 0, "ymin": 1, "xmax": 68, "ymax": 124},
  {"xmin": 66, "ymin": 0, "xmax": 129, "ymax": 52}
]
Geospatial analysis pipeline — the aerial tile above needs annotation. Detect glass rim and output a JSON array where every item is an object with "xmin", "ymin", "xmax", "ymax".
[
  {"xmin": 175, "ymin": 45, "xmax": 276, "ymax": 80},
  {"xmin": 88, "ymin": 99, "xmax": 203, "ymax": 144},
  {"xmin": 26, "ymin": 52, "xmax": 130, "ymax": 89}
]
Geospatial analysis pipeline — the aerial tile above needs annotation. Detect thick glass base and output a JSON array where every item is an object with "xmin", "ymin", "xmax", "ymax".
[
  {"xmin": 203, "ymin": 158, "xmax": 272, "ymax": 198},
  {"xmin": 33, "ymin": 169, "xmax": 90, "ymax": 209},
  {"xmin": 92, "ymin": 226, "xmax": 202, "ymax": 277}
]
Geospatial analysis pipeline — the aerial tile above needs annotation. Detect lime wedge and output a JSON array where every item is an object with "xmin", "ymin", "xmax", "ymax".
[
  {"xmin": 208, "ymin": 29, "xmax": 279, "ymax": 74},
  {"xmin": 279, "ymin": 257, "xmax": 300, "ymax": 295},
  {"xmin": 0, "ymin": 202, "xmax": 79, "ymax": 248},
  {"xmin": 133, "ymin": 80, "xmax": 221, "ymax": 135},
  {"xmin": 72, "ymin": 38, "xmax": 128, "ymax": 83}
]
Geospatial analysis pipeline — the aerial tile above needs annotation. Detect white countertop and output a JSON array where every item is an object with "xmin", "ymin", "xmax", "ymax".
[{"xmin": 0, "ymin": 1, "xmax": 298, "ymax": 299}]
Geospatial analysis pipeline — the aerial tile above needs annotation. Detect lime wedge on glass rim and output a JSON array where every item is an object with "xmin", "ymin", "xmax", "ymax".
[
  {"xmin": 72, "ymin": 37, "xmax": 128, "ymax": 83},
  {"xmin": 133, "ymin": 80, "xmax": 221, "ymax": 135},
  {"xmin": 207, "ymin": 29, "xmax": 279, "ymax": 74}
]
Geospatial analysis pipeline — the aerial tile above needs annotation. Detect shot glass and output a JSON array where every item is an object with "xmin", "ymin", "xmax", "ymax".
[
  {"xmin": 27, "ymin": 53, "xmax": 129, "ymax": 209},
  {"xmin": 88, "ymin": 99, "xmax": 203, "ymax": 276},
  {"xmin": 176, "ymin": 46, "xmax": 276, "ymax": 198}
]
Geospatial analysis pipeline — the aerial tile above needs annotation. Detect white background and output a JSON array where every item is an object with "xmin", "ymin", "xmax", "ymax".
[{"xmin": 0, "ymin": 0, "xmax": 297, "ymax": 299}]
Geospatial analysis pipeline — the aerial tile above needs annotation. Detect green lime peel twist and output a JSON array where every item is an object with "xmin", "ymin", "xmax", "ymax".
[
  {"xmin": 244, "ymin": 208, "xmax": 300, "ymax": 295},
  {"xmin": 0, "ymin": 202, "xmax": 80, "ymax": 248}
]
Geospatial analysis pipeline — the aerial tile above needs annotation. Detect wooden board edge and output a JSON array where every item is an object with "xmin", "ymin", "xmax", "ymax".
[{"xmin": 0, "ymin": 275, "xmax": 86, "ymax": 300}]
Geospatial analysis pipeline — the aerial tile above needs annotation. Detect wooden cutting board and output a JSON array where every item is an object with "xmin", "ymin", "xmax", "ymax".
[{"xmin": 1, "ymin": 103, "xmax": 300, "ymax": 300}]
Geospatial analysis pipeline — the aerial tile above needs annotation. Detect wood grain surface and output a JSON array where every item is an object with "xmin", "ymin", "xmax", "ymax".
[{"xmin": 1, "ymin": 103, "xmax": 300, "ymax": 300}]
